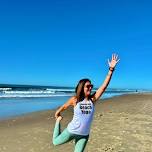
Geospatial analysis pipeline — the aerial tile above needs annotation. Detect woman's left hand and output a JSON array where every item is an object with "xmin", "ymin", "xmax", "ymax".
[{"xmin": 108, "ymin": 53, "xmax": 120, "ymax": 68}]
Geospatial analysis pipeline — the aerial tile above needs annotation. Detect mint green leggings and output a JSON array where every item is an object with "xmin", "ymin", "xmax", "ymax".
[{"xmin": 52, "ymin": 121, "xmax": 89, "ymax": 152}]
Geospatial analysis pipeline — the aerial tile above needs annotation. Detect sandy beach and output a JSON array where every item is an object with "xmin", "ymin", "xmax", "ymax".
[{"xmin": 0, "ymin": 93, "xmax": 152, "ymax": 152}]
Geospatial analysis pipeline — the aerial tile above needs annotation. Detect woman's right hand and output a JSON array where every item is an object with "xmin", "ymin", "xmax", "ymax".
[{"xmin": 55, "ymin": 111, "xmax": 61, "ymax": 120}]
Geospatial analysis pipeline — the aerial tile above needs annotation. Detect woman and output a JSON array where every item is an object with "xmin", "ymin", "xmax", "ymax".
[{"xmin": 52, "ymin": 54, "xmax": 120, "ymax": 152}]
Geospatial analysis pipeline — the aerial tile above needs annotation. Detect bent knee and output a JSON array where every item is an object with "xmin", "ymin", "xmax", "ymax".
[
  {"xmin": 52, "ymin": 140, "xmax": 57, "ymax": 146},
  {"xmin": 52, "ymin": 140, "xmax": 59, "ymax": 146}
]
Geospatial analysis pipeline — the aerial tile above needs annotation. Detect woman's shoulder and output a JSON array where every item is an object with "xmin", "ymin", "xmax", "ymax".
[
  {"xmin": 70, "ymin": 96, "xmax": 77, "ymax": 101},
  {"xmin": 69, "ymin": 96, "xmax": 77, "ymax": 106}
]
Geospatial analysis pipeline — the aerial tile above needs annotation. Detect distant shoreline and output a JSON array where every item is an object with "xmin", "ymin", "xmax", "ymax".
[
  {"xmin": 0, "ymin": 92, "xmax": 143, "ymax": 121},
  {"xmin": 0, "ymin": 92, "xmax": 149, "ymax": 122}
]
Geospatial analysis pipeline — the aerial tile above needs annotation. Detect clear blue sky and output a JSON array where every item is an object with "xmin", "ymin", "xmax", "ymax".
[{"xmin": 0, "ymin": 0, "xmax": 152, "ymax": 89}]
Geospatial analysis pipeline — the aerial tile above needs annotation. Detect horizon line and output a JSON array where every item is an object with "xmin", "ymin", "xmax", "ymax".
[{"xmin": 0, "ymin": 83, "xmax": 150, "ymax": 90}]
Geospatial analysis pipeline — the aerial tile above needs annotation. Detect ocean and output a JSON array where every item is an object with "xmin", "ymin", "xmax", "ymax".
[{"xmin": 0, "ymin": 84, "xmax": 148, "ymax": 120}]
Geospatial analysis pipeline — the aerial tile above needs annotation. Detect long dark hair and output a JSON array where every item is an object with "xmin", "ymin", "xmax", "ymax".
[{"xmin": 75, "ymin": 78, "xmax": 95, "ymax": 103}]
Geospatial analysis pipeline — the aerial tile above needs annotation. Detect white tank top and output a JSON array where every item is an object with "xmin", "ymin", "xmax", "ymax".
[{"xmin": 67, "ymin": 98, "xmax": 95, "ymax": 135}]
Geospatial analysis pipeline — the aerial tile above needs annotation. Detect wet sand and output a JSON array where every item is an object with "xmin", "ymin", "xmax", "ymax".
[{"xmin": 0, "ymin": 93, "xmax": 152, "ymax": 152}]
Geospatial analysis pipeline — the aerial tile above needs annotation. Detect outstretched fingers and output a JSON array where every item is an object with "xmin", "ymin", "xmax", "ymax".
[
  {"xmin": 108, "ymin": 53, "xmax": 120, "ymax": 67},
  {"xmin": 112, "ymin": 53, "xmax": 120, "ymax": 62},
  {"xmin": 112, "ymin": 54, "xmax": 114, "ymax": 60},
  {"xmin": 115, "ymin": 54, "xmax": 118, "ymax": 60},
  {"xmin": 116, "ymin": 58, "xmax": 120, "ymax": 63},
  {"xmin": 108, "ymin": 59, "xmax": 110, "ymax": 65},
  {"xmin": 112, "ymin": 53, "xmax": 117, "ymax": 60}
]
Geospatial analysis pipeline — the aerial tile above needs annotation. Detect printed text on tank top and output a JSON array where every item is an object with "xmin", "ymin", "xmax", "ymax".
[{"xmin": 77, "ymin": 100, "xmax": 93, "ymax": 114}]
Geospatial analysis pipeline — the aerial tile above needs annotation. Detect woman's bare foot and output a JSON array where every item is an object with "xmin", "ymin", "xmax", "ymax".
[{"xmin": 56, "ymin": 116, "xmax": 63, "ymax": 122}]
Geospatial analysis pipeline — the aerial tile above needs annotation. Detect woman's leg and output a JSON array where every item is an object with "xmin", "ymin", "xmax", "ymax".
[
  {"xmin": 74, "ymin": 135, "xmax": 89, "ymax": 152},
  {"xmin": 52, "ymin": 120, "xmax": 74, "ymax": 146}
]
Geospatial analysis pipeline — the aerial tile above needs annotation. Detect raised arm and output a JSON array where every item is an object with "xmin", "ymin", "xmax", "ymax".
[
  {"xmin": 54, "ymin": 96, "xmax": 77, "ymax": 120},
  {"xmin": 92, "ymin": 54, "xmax": 120, "ymax": 103}
]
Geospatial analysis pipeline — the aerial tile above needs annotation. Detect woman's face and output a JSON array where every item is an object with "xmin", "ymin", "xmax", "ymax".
[{"xmin": 84, "ymin": 81, "xmax": 93, "ymax": 97}]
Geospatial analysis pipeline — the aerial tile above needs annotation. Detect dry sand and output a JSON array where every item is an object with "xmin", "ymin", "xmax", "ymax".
[{"xmin": 0, "ymin": 93, "xmax": 152, "ymax": 152}]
